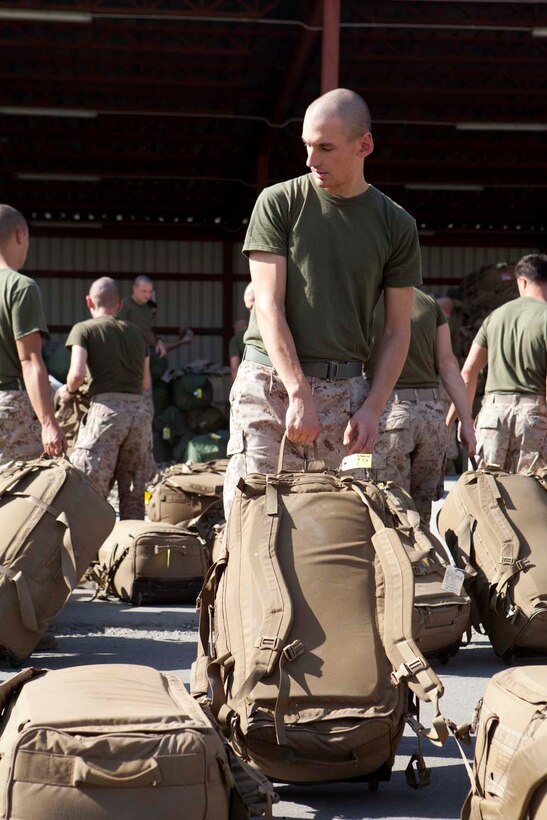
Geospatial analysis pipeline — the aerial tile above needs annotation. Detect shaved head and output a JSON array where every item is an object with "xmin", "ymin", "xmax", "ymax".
[
  {"xmin": 89, "ymin": 277, "xmax": 120, "ymax": 309},
  {"xmin": 0, "ymin": 204, "xmax": 27, "ymax": 246},
  {"xmin": 305, "ymin": 89, "xmax": 371, "ymax": 139}
]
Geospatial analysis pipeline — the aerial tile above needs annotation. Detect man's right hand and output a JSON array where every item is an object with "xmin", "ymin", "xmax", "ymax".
[
  {"xmin": 285, "ymin": 392, "xmax": 320, "ymax": 445},
  {"xmin": 42, "ymin": 419, "xmax": 67, "ymax": 457}
]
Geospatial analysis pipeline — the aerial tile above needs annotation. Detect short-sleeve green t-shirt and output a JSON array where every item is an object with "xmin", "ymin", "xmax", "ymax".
[
  {"xmin": 0, "ymin": 267, "xmax": 48, "ymax": 382},
  {"xmin": 242, "ymin": 174, "xmax": 422, "ymax": 362},
  {"xmin": 474, "ymin": 296, "xmax": 547, "ymax": 394},
  {"xmin": 366, "ymin": 288, "xmax": 446, "ymax": 388},
  {"xmin": 66, "ymin": 315, "xmax": 149, "ymax": 396},
  {"xmin": 229, "ymin": 329, "xmax": 246, "ymax": 360},
  {"xmin": 117, "ymin": 297, "xmax": 154, "ymax": 346}
]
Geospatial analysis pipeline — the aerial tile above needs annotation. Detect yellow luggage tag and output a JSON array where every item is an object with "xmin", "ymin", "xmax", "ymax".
[{"xmin": 340, "ymin": 453, "xmax": 374, "ymax": 470}]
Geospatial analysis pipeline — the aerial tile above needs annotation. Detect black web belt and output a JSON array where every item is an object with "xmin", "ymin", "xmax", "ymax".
[{"xmin": 244, "ymin": 346, "xmax": 363, "ymax": 381}]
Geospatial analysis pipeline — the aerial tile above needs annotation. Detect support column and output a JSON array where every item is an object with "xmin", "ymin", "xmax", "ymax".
[{"xmin": 321, "ymin": 0, "xmax": 340, "ymax": 93}]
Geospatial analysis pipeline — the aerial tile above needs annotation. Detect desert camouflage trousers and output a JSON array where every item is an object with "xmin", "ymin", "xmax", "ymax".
[
  {"xmin": 371, "ymin": 392, "xmax": 446, "ymax": 527},
  {"xmin": 0, "ymin": 391, "xmax": 42, "ymax": 467},
  {"xmin": 71, "ymin": 393, "xmax": 150, "ymax": 519},
  {"xmin": 475, "ymin": 393, "xmax": 547, "ymax": 475},
  {"xmin": 223, "ymin": 360, "xmax": 369, "ymax": 516}
]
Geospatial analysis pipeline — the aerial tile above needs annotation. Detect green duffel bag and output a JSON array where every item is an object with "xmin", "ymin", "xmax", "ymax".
[
  {"xmin": 182, "ymin": 431, "xmax": 229, "ymax": 464},
  {"xmin": 43, "ymin": 342, "xmax": 71, "ymax": 382},
  {"xmin": 152, "ymin": 380, "xmax": 171, "ymax": 416},
  {"xmin": 172, "ymin": 374, "xmax": 213, "ymax": 412},
  {"xmin": 185, "ymin": 405, "xmax": 227, "ymax": 434}
]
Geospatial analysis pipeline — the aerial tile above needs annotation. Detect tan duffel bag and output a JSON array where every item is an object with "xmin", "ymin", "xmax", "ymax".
[
  {"xmin": 192, "ymin": 439, "xmax": 455, "ymax": 787},
  {"xmin": 437, "ymin": 468, "xmax": 547, "ymax": 658},
  {"xmin": 461, "ymin": 665, "xmax": 547, "ymax": 819},
  {"xmin": 92, "ymin": 520, "xmax": 210, "ymax": 605},
  {"xmin": 379, "ymin": 483, "xmax": 471, "ymax": 661},
  {"xmin": 0, "ymin": 457, "xmax": 116, "ymax": 664},
  {"xmin": 146, "ymin": 459, "xmax": 228, "ymax": 525},
  {"xmin": 0, "ymin": 664, "xmax": 277, "ymax": 819}
]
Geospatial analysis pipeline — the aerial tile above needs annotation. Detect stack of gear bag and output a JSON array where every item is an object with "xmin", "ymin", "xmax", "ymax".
[
  {"xmin": 192, "ymin": 438, "xmax": 458, "ymax": 789},
  {"xmin": 377, "ymin": 482, "xmax": 471, "ymax": 661},
  {"xmin": 0, "ymin": 664, "xmax": 277, "ymax": 819},
  {"xmin": 437, "ymin": 466, "xmax": 547, "ymax": 658},
  {"xmin": 461, "ymin": 665, "xmax": 547, "ymax": 819},
  {"xmin": 91, "ymin": 520, "xmax": 211, "ymax": 605},
  {"xmin": 0, "ymin": 456, "xmax": 115, "ymax": 664},
  {"xmin": 152, "ymin": 405, "xmax": 189, "ymax": 464},
  {"xmin": 146, "ymin": 459, "xmax": 228, "ymax": 525},
  {"xmin": 172, "ymin": 373, "xmax": 229, "ymax": 462}
]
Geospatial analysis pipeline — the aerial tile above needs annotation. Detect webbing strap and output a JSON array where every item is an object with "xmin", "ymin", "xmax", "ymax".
[
  {"xmin": 476, "ymin": 473, "xmax": 522, "ymax": 596},
  {"xmin": 190, "ymin": 557, "xmax": 227, "ymax": 699},
  {"xmin": 0, "ymin": 666, "xmax": 43, "ymax": 710},
  {"xmin": 0, "ymin": 563, "xmax": 39, "ymax": 633},
  {"xmin": 229, "ymin": 478, "xmax": 293, "ymax": 711},
  {"xmin": 13, "ymin": 493, "xmax": 77, "ymax": 591},
  {"xmin": 351, "ymin": 483, "xmax": 445, "ymax": 719}
]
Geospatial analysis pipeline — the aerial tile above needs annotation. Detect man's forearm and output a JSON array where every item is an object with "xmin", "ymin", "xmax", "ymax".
[
  {"xmin": 256, "ymin": 304, "xmax": 309, "ymax": 398},
  {"xmin": 439, "ymin": 359, "xmax": 474, "ymax": 425},
  {"xmin": 21, "ymin": 358, "xmax": 57, "ymax": 425},
  {"xmin": 366, "ymin": 325, "xmax": 411, "ymax": 413}
]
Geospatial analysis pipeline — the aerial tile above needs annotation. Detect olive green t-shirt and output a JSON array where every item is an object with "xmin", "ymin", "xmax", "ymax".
[
  {"xmin": 0, "ymin": 267, "xmax": 48, "ymax": 382},
  {"xmin": 474, "ymin": 296, "xmax": 547, "ymax": 394},
  {"xmin": 66, "ymin": 315, "xmax": 149, "ymax": 396},
  {"xmin": 242, "ymin": 175, "xmax": 422, "ymax": 362},
  {"xmin": 366, "ymin": 288, "xmax": 446, "ymax": 388},
  {"xmin": 117, "ymin": 297, "xmax": 154, "ymax": 346}
]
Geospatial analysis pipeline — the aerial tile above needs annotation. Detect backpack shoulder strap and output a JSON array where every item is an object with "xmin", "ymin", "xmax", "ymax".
[{"xmin": 351, "ymin": 481, "xmax": 448, "ymax": 746}]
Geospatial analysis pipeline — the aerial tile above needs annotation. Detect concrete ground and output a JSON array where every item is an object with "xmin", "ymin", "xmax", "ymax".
[{"xmin": 0, "ymin": 477, "xmax": 532, "ymax": 819}]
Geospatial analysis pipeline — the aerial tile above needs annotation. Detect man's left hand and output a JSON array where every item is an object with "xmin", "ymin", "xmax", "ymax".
[
  {"xmin": 155, "ymin": 339, "xmax": 166, "ymax": 358},
  {"xmin": 343, "ymin": 404, "xmax": 381, "ymax": 455}
]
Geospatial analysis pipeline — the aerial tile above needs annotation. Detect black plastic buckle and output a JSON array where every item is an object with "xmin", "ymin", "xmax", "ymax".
[{"xmin": 325, "ymin": 361, "xmax": 340, "ymax": 380}]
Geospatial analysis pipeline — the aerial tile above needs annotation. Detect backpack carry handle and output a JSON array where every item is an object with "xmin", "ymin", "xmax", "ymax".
[{"xmin": 277, "ymin": 432, "xmax": 320, "ymax": 474}]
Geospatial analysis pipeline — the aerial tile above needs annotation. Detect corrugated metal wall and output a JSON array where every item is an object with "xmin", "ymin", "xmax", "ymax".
[{"xmin": 26, "ymin": 236, "xmax": 538, "ymax": 369}]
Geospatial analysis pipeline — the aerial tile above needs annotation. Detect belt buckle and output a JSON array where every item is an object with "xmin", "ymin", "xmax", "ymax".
[{"xmin": 325, "ymin": 361, "xmax": 340, "ymax": 380}]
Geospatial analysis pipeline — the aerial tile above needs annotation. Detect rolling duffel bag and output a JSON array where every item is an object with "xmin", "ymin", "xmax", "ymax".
[
  {"xmin": 437, "ymin": 468, "xmax": 547, "ymax": 658},
  {"xmin": 461, "ymin": 665, "xmax": 547, "ymax": 820},
  {"xmin": 0, "ymin": 664, "xmax": 277, "ymax": 819},
  {"xmin": 378, "ymin": 483, "xmax": 471, "ymax": 661},
  {"xmin": 192, "ymin": 438, "xmax": 453, "ymax": 787},
  {"xmin": 0, "ymin": 457, "xmax": 116, "ymax": 664},
  {"xmin": 92, "ymin": 520, "xmax": 210, "ymax": 605},
  {"xmin": 146, "ymin": 459, "xmax": 228, "ymax": 525}
]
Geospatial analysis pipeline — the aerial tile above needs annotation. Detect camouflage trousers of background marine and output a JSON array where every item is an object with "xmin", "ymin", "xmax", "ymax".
[
  {"xmin": 475, "ymin": 393, "xmax": 547, "ymax": 475},
  {"xmin": 371, "ymin": 389, "xmax": 446, "ymax": 527},
  {"xmin": 0, "ymin": 390, "xmax": 42, "ymax": 467},
  {"xmin": 71, "ymin": 393, "xmax": 151, "ymax": 520},
  {"xmin": 223, "ymin": 360, "xmax": 369, "ymax": 517}
]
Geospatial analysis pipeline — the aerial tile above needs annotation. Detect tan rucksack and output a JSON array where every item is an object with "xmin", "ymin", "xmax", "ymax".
[
  {"xmin": 437, "ymin": 468, "xmax": 547, "ymax": 658},
  {"xmin": 0, "ymin": 664, "xmax": 277, "ymax": 819},
  {"xmin": 91, "ymin": 520, "xmax": 210, "ymax": 605},
  {"xmin": 192, "ymin": 442, "xmax": 456, "ymax": 787},
  {"xmin": 146, "ymin": 459, "xmax": 228, "ymax": 525},
  {"xmin": 461, "ymin": 665, "xmax": 547, "ymax": 819},
  {"xmin": 379, "ymin": 483, "xmax": 471, "ymax": 660},
  {"xmin": 0, "ymin": 457, "xmax": 116, "ymax": 664}
]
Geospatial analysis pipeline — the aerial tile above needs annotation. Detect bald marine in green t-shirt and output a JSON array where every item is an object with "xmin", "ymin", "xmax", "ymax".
[{"xmin": 454, "ymin": 253, "xmax": 547, "ymax": 475}]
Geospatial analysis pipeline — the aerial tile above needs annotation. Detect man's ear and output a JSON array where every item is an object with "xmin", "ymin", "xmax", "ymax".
[
  {"xmin": 358, "ymin": 132, "xmax": 374, "ymax": 159},
  {"xmin": 85, "ymin": 294, "xmax": 94, "ymax": 310}
]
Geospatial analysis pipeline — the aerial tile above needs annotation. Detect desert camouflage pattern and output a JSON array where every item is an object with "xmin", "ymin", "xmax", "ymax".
[
  {"xmin": 71, "ymin": 394, "xmax": 150, "ymax": 519},
  {"xmin": 475, "ymin": 394, "xmax": 547, "ymax": 475},
  {"xmin": 223, "ymin": 360, "xmax": 369, "ymax": 516},
  {"xmin": 0, "ymin": 391, "xmax": 42, "ymax": 467},
  {"xmin": 371, "ymin": 396, "xmax": 446, "ymax": 526}
]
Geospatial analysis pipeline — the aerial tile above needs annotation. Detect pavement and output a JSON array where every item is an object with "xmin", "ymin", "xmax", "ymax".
[{"xmin": 0, "ymin": 477, "xmax": 531, "ymax": 819}]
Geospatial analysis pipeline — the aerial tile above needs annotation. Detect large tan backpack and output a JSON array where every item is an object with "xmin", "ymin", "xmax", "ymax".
[
  {"xmin": 146, "ymin": 459, "xmax": 228, "ymax": 525},
  {"xmin": 0, "ymin": 457, "xmax": 116, "ymax": 664},
  {"xmin": 437, "ymin": 468, "xmax": 547, "ymax": 658},
  {"xmin": 461, "ymin": 665, "xmax": 547, "ymax": 819},
  {"xmin": 0, "ymin": 664, "xmax": 277, "ymax": 819},
  {"xmin": 192, "ymin": 443, "xmax": 454, "ymax": 787},
  {"xmin": 379, "ymin": 483, "xmax": 471, "ymax": 660},
  {"xmin": 92, "ymin": 520, "xmax": 210, "ymax": 605}
]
